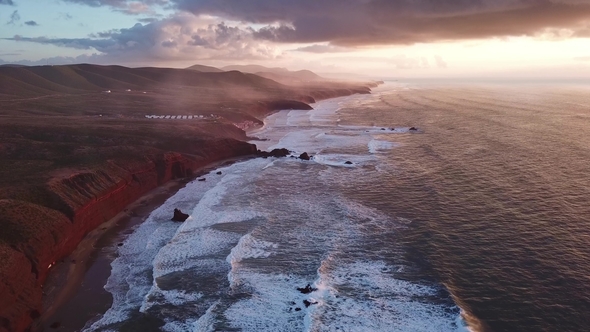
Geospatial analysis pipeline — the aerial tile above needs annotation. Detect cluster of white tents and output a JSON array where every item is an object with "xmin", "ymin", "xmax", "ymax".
[{"xmin": 144, "ymin": 115, "xmax": 215, "ymax": 120}]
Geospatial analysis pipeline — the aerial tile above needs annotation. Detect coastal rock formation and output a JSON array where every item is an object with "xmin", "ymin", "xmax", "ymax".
[
  {"xmin": 171, "ymin": 209, "xmax": 189, "ymax": 222},
  {"xmin": 297, "ymin": 284, "xmax": 317, "ymax": 294},
  {"xmin": 299, "ymin": 152, "xmax": 311, "ymax": 161},
  {"xmin": 345, "ymin": 161, "xmax": 353, "ymax": 165},
  {"xmin": 409, "ymin": 127, "xmax": 418, "ymax": 131},
  {"xmin": 257, "ymin": 148, "xmax": 291, "ymax": 158}
]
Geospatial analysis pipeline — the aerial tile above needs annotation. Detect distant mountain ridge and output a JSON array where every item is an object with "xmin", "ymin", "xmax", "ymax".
[
  {"xmin": 186, "ymin": 64, "xmax": 224, "ymax": 73},
  {"xmin": 221, "ymin": 64, "xmax": 324, "ymax": 83},
  {"xmin": 0, "ymin": 64, "xmax": 284, "ymax": 98}
]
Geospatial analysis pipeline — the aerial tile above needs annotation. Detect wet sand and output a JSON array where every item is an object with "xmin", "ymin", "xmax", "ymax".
[{"xmin": 34, "ymin": 158, "xmax": 250, "ymax": 332}]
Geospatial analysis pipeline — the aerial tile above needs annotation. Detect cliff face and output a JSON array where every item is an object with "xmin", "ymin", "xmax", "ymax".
[{"xmin": 0, "ymin": 138, "xmax": 256, "ymax": 332}]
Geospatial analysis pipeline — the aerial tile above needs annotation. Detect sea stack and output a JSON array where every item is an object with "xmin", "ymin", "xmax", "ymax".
[{"xmin": 299, "ymin": 152, "xmax": 311, "ymax": 160}]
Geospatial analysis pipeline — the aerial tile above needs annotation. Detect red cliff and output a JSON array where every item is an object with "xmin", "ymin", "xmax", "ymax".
[{"xmin": 0, "ymin": 138, "xmax": 256, "ymax": 332}]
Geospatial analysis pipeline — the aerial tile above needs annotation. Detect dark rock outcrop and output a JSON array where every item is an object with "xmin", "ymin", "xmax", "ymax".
[
  {"xmin": 344, "ymin": 161, "xmax": 353, "ymax": 165},
  {"xmin": 257, "ymin": 148, "xmax": 291, "ymax": 158},
  {"xmin": 216, "ymin": 171, "xmax": 222, "ymax": 175},
  {"xmin": 409, "ymin": 127, "xmax": 418, "ymax": 131},
  {"xmin": 297, "ymin": 284, "xmax": 317, "ymax": 294},
  {"xmin": 303, "ymin": 300, "xmax": 318, "ymax": 308},
  {"xmin": 171, "ymin": 208, "xmax": 189, "ymax": 222},
  {"xmin": 299, "ymin": 152, "xmax": 311, "ymax": 161}
]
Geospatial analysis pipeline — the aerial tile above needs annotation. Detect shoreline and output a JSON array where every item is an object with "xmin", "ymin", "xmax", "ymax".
[
  {"xmin": 34, "ymin": 156, "xmax": 252, "ymax": 332},
  {"xmin": 31, "ymin": 91, "xmax": 374, "ymax": 331}
]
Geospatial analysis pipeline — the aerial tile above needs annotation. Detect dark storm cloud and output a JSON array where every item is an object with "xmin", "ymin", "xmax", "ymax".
[
  {"xmin": 0, "ymin": 0, "xmax": 15, "ymax": 5},
  {"xmin": 50, "ymin": 0, "xmax": 590, "ymax": 45},
  {"xmin": 25, "ymin": 20, "xmax": 39, "ymax": 26},
  {"xmin": 170, "ymin": 0, "xmax": 590, "ymax": 45}
]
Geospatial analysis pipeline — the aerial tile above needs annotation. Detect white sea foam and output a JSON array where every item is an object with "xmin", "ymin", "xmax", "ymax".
[
  {"xmin": 224, "ymin": 273, "xmax": 310, "ymax": 332},
  {"xmin": 227, "ymin": 234, "xmax": 278, "ymax": 265},
  {"xmin": 83, "ymin": 162, "xmax": 260, "ymax": 331},
  {"xmin": 368, "ymin": 139, "xmax": 396, "ymax": 153},
  {"xmin": 308, "ymin": 261, "xmax": 469, "ymax": 332},
  {"xmin": 312, "ymin": 153, "xmax": 373, "ymax": 167},
  {"xmin": 139, "ymin": 162, "xmax": 265, "ymax": 314},
  {"xmin": 190, "ymin": 300, "xmax": 220, "ymax": 332},
  {"xmin": 226, "ymin": 233, "xmax": 278, "ymax": 289},
  {"xmin": 286, "ymin": 109, "xmax": 313, "ymax": 127}
]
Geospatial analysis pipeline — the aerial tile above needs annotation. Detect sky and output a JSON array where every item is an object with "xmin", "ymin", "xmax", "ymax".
[{"xmin": 1, "ymin": 0, "xmax": 590, "ymax": 78}]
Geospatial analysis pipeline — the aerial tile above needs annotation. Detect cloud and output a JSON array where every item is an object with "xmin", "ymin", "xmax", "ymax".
[
  {"xmin": 168, "ymin": 0, "xmax": 590, "ymax": 46},
  {"xmin": 138, "ymin": 17, "xmax": 158, "ymax": 23},
  {"xmin": 62, "ymin": 0, "xmax": 167, "ymax": 15},
  {"xmin": 388, "ymin": 55, "xmax": 430, "ymax": 69},
  {"xmin": 573, "ymin": 56, "xmax": 590, "ymax": 61},
  {"xmin": 6, "ymin": 10, "xmax": 19, "ymax": 25},
  {"xmin": 43, "ymin": 1, "xmax": 590, "ymax": 45},
  {"xmin": 57, "ymin": 13, "xmax": 74, "ymax": 20},
  {"xmin": 291, "ymin": 44, "xmax": 352, "ymax": 53},
  {"xmin": 0, "ymin": 0, "xmax": 14, "ymax": 5},
  {"xmin": 4, "ymin": 13, "xmax": 282, "ymax": 63},
  {"xmin": 24, "ymin": 20, "xmax": 39, "ymax": 26},
  {"xmin": 435, "ymin": 55, "xmax": 448, "ymax": 68},
  {"xmin": 116, "ymin": 2, "xmax": 154, "ymax": 15}
]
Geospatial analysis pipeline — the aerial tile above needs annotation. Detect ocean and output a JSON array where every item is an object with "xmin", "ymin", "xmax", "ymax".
[{"xmin": 81, "ymin": 82, "xmax": 590, "ymax": 332}]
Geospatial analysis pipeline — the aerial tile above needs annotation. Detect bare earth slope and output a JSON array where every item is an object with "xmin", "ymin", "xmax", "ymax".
[{"xmin": 0, "ymin": 64, "xmax": 379, "ymax": 332}]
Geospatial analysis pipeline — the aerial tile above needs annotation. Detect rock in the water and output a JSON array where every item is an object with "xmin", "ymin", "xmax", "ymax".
[
  {"xmin": 299, "ymin": 152, "xmax": 311, "ymax": 161},
  {"xmin": 198, "ymin": 178, "xmax": 206, "ymax": 182},
  {"xmin": 344, "ymin": 161, "xmax": 353, "ymax": 165},
  {"xmin": 171, "ymin": 208, "xmax": 189, "ymax": 222},
  {"xmin": 270, "ymin": 148, "xmax": 290, "ymax": 157},
  {"xmin": 216, "ymin": 171, "xmax": 222, "ymax": 175},
  {"xmin": 381, "ymin": 128, "xmax": 386, "ymax": 130},
  {"xmin": 295, "ymin": 307, "xmax": 301, "ymax": 312},
  {"xmin": 258, "ymin": 148, "xmax": 291, "ymax": 158},
  {"xmin": 409, "ymin": 127, "xmax": 418, "ymax": 131},
  {"xmin": 303, "ymin": 300, "xmax": 318, "ymax": 307},
  {"xmin": 297, "ymin": 284, "xmax": 317, "ymax": 294}
]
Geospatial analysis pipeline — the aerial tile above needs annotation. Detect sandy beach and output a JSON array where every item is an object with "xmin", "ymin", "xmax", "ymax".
[{"xmin": 34, "ymin": 157, "xmax": 249, "ymax": 332}]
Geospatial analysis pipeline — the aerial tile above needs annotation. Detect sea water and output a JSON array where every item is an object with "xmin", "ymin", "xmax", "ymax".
[{"xmin": 84, "ymin": 81, "xmax": 590, "ymax": 332}]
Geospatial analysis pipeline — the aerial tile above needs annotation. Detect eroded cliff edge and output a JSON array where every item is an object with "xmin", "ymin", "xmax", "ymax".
[{"xmin": 0, "ymin": 139, "xmax": 256, "ymax": 332}]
